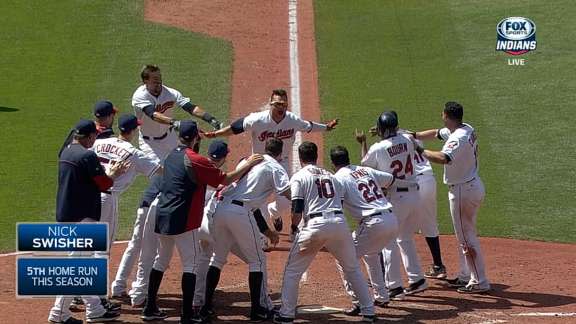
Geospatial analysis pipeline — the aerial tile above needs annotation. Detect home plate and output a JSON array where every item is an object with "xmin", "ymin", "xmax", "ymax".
[{"xmin": 297, "ymin": 305, "xmax": 343, "ymax": 314}]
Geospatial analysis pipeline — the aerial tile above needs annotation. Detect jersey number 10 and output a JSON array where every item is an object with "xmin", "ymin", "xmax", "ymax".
[{"xmin": 314, "ymin": 178, "xmax": 335, "ymax": 199}]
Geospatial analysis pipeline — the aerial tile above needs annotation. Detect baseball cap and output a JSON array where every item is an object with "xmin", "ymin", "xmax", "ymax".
[
  {"xmin": 179, "ymin": 120, "xmax": 199, "ymax": 140},
  {"xmin": 118, "ymin": 114, "xmax": 142, "ymax": 132},
  {"xmin": 208, "ymin": 140, "xmax": 229, "ymax": 160},
  {"xmin": 93, "ymin": 100, "xmax": 119, "ymax": 117},
  {"xmin": 74, "ymin": 119, "xmax": 97, "ymax": 136}
]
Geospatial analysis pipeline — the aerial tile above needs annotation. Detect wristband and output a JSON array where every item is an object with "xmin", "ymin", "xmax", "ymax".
[
  {"xmin": 201, "ymin": 112, "xmax": 215, "ymax": 123},
  {"xmin": 416, "ymin": 145, "xmax": 424, "ymax": 154},
  {"xmin": 290, "ymin": 224, "xmax": 299, "ymax": 233}
]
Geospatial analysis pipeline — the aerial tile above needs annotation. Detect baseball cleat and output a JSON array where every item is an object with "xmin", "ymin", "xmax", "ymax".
[
  {"xmin": 424, "ymin": 264, "xmax": 447, "ymax": 279},
  {"xmin": 343, "ymin": 304, "xmax": 361, "ymax": 316},
  {"xmin": 457, "ymin": 284, "xmax": 490, "ymax": 294},
  {"xmin": 446, "ymin": 277, "xmax": 468, "ymax": 288},
  {"xmin": 374, "ymin": 299, "xmax": 390, "ymax": 308},
  {"xmin": 273, "ymin": 217, "xmax": 283, "ymax": 232},
  {"xmin": 49, "ymin": 317, "xmax": 83, "ymax": 324},
  {"xmin": 141, "ymin": 308, "xmax": 168, "ymax": 321},
  {"xmin": 362, "ymin": 314, "xmax": 378, "ymax": 323},
  {"xmin": 404, "ymin": 278, "xmax": 428, "ymax": 295},
  {"xmin": 100, "ymin": 298, "xmax": 121, "ymax": 312},
  {"xmin": 388, "ymin": 286, "xmax": 405, "ymax": 300},
  {"xmin": 86, "ymin": 310, "xmax": 120, "ymax": 323},
  {"xmin": 272, "ymin": 313, "xmax": 294, "ymax": 323}
]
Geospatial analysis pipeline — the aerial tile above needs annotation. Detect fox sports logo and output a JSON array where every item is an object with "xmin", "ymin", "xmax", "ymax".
[{"xmin": 496, "ymin": 17, "xmax": 536, "ymax": 55}]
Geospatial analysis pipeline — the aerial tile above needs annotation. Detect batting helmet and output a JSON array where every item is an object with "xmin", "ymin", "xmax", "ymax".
[{"xmin": 377, "ymin": 111, "xmax": 398, "ymax": 139}]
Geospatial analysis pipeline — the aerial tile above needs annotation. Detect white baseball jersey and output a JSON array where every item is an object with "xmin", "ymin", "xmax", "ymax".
[
  {"xmin": 220, "ymin": 155, "xmax": 290, "ymax": 210},
  {"xmin": 92, "ymin": 137, "xmax": 160, "ymax": 192},
  {"xmin": 132, "ymin": 84, "xmax": 191, "ymax": 138},
  {"xmin": 438, "ymin": 123, "xmax": 479, "ymax": 185},
  {"xmin": 361, "ymin": 133, "xmax": 418, "ymax": 181},
  {"xmin": 242, "ymin": 110, "xmax": 320, "ymax": 167},
  {"xmin": 290, "ymin": 164, "xmax": 343, "ymax": 216},
  {"xmin": 334, "ymin": 165, "xmax": 394, "ymax": 221},
  {"xmin": 396, "ymin": 129, "xmax": 433, "ymax": 176}
]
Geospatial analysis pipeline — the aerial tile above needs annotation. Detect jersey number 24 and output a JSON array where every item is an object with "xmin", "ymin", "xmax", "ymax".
[{"xmin": 390, "ymin": 154, "xmax": 414, "ymax": 179}]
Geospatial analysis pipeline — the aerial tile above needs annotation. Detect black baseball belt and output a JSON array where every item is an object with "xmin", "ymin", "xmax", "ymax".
[
  {"xmin": 308, "ymin": 210, "xmax": 343, "ymax": 219},
  {"xmin": 142, "ymin": 132, "xmax": 168, "ymax": 140}
]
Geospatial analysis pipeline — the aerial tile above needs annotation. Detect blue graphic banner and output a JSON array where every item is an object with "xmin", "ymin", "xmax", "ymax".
[
  {"xmin": 17, "ymin": 223, "xmax": 108, "ymax": 252},
  {"xmin": 17, "ymin": 258, "xmax": 107, "ymax": 296}
]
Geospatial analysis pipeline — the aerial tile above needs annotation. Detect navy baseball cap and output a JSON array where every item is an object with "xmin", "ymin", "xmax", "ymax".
[
  {"xmin": 74, "ymin": 119, "xmax": 97, "ymax": 136},
  {"xmin": 118, "ymin": 114, "xmax": 142, "ymax": 132},
  {"xmin": 179, "ymin": 120, "xmax": 199, "ymax": 140},
  {"xmin": 93, "ymin": 100, "xmax": 118, "ymax": 117},
  {"xmin": 208, "ymin": 140, "xmax": 229, "ymax": 160}
]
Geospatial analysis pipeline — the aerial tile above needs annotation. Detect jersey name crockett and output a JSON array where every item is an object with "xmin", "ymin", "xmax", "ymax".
[
  {"xmin": 132, "ymin": 84, "xmax": 191, "ymax": 137},
  {"xmin": 92, "ymin": 138, "xmax": 160, "ymax": 192}
]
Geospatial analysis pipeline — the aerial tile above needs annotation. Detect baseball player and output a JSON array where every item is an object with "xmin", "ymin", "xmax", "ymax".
[
  {"xmin": 330, "ymin": 145, "xmax": 403, "ymax": 316},
  {"xmin": 132, "ymin": 64, "xmax": 223, "ymax": 162},
  {"xmin": 92, "ymin": 114, "xmax": 161, "ymax": 252},
  {"xmin": 371, "ymin": 118, "xmax": 448, "ymax": 279},
  {"xmin": 411, "ymin": 101, "xmax": 489, "ymax": 293},
  {"xmin": 195, "ymin": 141, "xmax": 276, "ymax": 318},
  {"xmin": 141, "ymin": 120, "xmax": 264, "ymax": 323},
  {"xmin": 274, "ymin": 142, "xmax": 376, "ymax": 324},
  {"xmin": 357, "ymin": 111, "xmax": 427, "ymax": 300},
  {"xmin": 202, "ymin": 138, "xmax": 288, "ymax": 321},
  {"xmin": 204, "ymin": 89, "xmax": 338, "ymax": 230},
  {"xmin": 49, "ymin": 119, "xmax": 129, "ymax": 324},
  {"xmin": 94, "ymin": 100, "xmax": 118, "ymax": 139}
]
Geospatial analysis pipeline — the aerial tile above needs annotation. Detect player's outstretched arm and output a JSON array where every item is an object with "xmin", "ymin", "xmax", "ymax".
[
  {"xmin": 202, "ymin": 125, "xmax": 235, "ymax": 139},
  {"xmin": 184, "ymin": 103, "xmax": 223, "ymax": 130},
  {"xmin": 415, "ymin": 129, "xmax": 439, "ymax": 141}
]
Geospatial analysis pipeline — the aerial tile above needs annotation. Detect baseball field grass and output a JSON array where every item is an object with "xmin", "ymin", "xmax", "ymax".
[
  {"xmin": 315, "ymin": 0, "xmax": 576, "ymax": 242},
  {"xmin": 0, "ymin": 0, "xmax": 232, "ymax": 252}
]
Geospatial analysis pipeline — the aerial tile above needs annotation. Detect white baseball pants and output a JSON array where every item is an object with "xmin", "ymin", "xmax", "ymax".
[
  {"xmin": 338, "ymin": 210, "xmax": 399, "ymax": 304},
  {"xmin": 383, "ymin": 189, "xmax": 425, "ymax": 289},
  {"xmin": 448, "ymin": 178, "xmax": 489, "ymax": 289},
  {"xmin": 416, "ymin": 174, "xmax": 439, "ymax": 237},
  {"xmin": 153, "ymin": 229, "xmax": 199, "ymax": 274},
  {"xmin": 111, "ymin": 206, "xmax": 148, "ymax": 296},
  {"xmin": 138, "ymin": 131, "xmax": 177, "ymax": 162},
  {"xmin": 48, "ymin": 218, "xmax": 107, "ymax": 322},
  {"xmin": 129, "ymin": 198, "xmax": 160, "ymax": 306},
  {"xmin": 279, "ymin": 213, "xmax": 375, "ymax": 318}
]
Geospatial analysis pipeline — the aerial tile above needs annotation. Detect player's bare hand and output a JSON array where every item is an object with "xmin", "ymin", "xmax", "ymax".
[
  {"xmin": 245, "ymin": 153, "xmax": 264, "ymax": 166},
  {"xmin": 265, "ymin": 229, "xmax": 280, "ymax": 246},
  {"xmin": 108, "ymin": 159, "xmax": 131, "ymax": 179},
  {"xmin": 354, "ymin": 129, "xmax": 366, "ymax": 143},
  {"xmin": 326, "ymin": 119, "xmax": 339, "ymax": 131},
  {"xmin": 202, "ymin": 131, "xmax": 217, "ymax": 139},
  {"xmin": 369, "ymin": 126, "xmax": 378, "ymax": 137}
]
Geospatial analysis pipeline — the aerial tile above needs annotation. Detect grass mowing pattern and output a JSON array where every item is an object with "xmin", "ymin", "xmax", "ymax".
[
  {"xmin": 315, "ymin": 0, "xmax": 576, "ymax": 242},
  {"xmin": 0, "ymin": 0, "xmax": 232, "ymax": 252}
]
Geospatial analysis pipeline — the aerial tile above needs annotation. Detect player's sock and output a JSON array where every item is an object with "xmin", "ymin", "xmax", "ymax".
[
  {"xmin": 203, "ymin": 266, "xmax": 221, "ymax": 311},
  {"xmin": 145, "ymin": 268, "xmax": 164, "ymax": 311},
  {"xmin": 425, "ymin": 236, "xmax": 444, "ymax": 267},
  {"xmin": 181, "ymin": 272, "xmax": 196, "ymax": 321},
  {"xmin": 248, "ymin": 271, "xmax": 264, "ymax": 312}
]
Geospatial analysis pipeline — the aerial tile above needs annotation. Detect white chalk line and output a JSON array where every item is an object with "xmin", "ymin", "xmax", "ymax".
[{"xmin": 511, "ymin": 312, "xmax": 576, "ymax": 317}]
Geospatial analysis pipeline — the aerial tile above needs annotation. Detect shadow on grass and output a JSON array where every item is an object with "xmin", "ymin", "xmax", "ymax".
[{"xmin": 0, "ymin": 106, "xmax": 19, "ymax": 112}]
